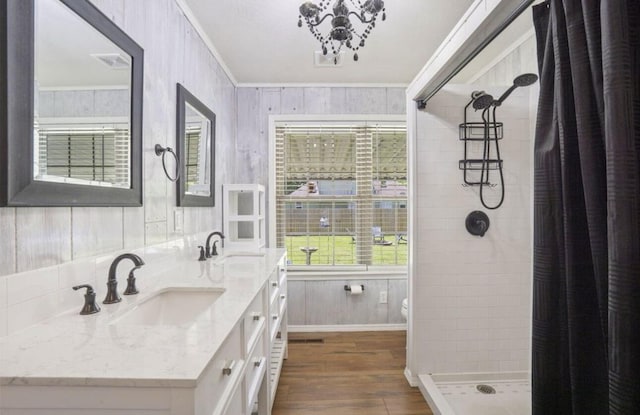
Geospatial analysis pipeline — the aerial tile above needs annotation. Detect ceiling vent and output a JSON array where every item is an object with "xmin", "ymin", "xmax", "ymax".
[
  {"xmin": 91, "ymin": 53, "xmax": 130, "ymax": 70},
  {"xmin": 314, "ymin": 51, "xmax": 345, "ymax": 67}
]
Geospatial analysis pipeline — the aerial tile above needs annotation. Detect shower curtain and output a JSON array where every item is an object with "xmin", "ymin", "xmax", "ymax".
[{"xmin": 532, "ymin": 0, "xmax": 640, "ymax": 414}]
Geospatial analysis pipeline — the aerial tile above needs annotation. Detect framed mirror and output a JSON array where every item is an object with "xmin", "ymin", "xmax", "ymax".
[
  {"xmin": 176, "ymin": 84, "xmax": 215, "ymax": 207},
  {"xmin": 1, "ymin": 0, "xmax": 143, "ymax": 206}
]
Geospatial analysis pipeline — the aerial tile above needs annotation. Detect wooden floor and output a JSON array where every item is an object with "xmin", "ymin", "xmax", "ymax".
[{"xmin": 272, "ymin": 331, "xmax": 433, "ymax": 415}]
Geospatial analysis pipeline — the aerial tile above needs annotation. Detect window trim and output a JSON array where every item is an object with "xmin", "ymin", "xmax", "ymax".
[{"xmin": 268, "ymin": 114, "xmax": 407, "ymax": 270}]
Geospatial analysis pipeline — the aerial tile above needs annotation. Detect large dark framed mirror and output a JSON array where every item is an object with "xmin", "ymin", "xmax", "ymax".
[
  {"xmin": 0, "ymin": 0, "xmax": 143, "ymax": 206},
  {"xmin": 176, "ymin": 84, "xmax": 215, "ymax": 207}
]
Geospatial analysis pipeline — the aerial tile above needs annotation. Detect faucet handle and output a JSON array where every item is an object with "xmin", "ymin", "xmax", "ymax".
[
  {"xmin": 198, "ymin": 246, "xmax": 206, "ymax": 261},
  {"xmin": 72, "ymin": 284, "xmax": 101, "ymax": 315},
  {"xmin": 123, "ymin": 268, "xmax": 140, "ymax": 295},
  {"xmin": 212, "ymin": 240, "xmax": 219, "ymax": 256}
]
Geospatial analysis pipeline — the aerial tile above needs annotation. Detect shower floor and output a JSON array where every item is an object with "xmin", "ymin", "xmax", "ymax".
[{"xmin": 419, "ymin": 372, "xmax": 531, "ymax": 415}]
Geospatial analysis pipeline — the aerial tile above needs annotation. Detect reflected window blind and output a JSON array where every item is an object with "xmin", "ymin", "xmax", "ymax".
[
  {"xmin": 275, "ymin": 123, "xmax": 407, "ymax": 267},
  {"xmin": 37, "ymin": 127, "xmax": 130, "ymax": 186},
  {"xmin": 185, "ymin": 127, "xmax": 201, "ymax": 187}
]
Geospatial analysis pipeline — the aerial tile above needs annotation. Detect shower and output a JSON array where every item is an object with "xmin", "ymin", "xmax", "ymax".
[{"xmin": 467, "ymin": 73, "xmax": 538, "ymax": 210}]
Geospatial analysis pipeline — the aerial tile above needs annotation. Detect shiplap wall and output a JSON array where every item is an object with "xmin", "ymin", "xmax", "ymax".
[
  {"xmin": 288, "ymin": 278, "xmax": 407, "ymax": 326},
  {"xmin": 0, "ymin": 0, "xmax": 236, "ymax": 336},
  {"xmin": 236, "ymin": 86, "xmax": 408, "ymax": 327}
]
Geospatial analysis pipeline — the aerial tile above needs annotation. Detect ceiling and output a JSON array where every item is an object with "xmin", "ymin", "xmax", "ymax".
[{"xmin": 180, "ymin": 0, "xmax": 476, "ymax": 85}]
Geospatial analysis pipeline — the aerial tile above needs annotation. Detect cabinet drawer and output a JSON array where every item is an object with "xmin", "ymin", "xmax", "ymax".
[
  {"xmin": 195, "ymin": 325, "xmax": 244, "ymax": 415},
  {"xmin": 245, "ymin": 331, "xmax": 267, "ymax": 410},
  {"xmin": 278, "ymin": 263, "xmax": 287, "ymax": 286},
  {"xmin": 244, "ymin": 290, "xmax": 265, "ymax": 352}
]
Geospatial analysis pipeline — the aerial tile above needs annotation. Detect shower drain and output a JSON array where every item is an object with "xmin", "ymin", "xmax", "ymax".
[{"xmin": 476, "ymin": 384, "xmax": 496, "ymax": 394}]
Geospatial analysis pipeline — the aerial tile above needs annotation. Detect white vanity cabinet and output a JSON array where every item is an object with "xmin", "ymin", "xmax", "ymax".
[
  {"xmin": 0, "ymin": 250, "xmax": 287, "ymax": 415},
  {"xmin": 268, "ymin": 258, "xmax": 288, "ymax": 407}
]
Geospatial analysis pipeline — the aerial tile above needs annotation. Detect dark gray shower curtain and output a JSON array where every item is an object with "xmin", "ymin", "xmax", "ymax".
[{"xmin": 532, "ymin": 0, "xmax": 640, "ymax": 414}]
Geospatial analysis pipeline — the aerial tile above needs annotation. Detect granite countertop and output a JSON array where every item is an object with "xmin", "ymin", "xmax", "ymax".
[{"xmin": 0, "ymin": 247, "xmax": 285, "ymax": 388}]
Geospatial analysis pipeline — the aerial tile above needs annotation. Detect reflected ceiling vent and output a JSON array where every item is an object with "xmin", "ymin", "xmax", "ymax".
[
  {"xmin": 91, "ymin": 53, "xmax": 130, "ymax": 70},
  {"xmin": 314, "ymin": 51, "xmax": 345, "ymax": 67}
]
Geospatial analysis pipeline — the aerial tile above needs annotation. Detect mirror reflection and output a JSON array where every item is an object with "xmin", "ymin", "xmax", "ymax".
[
  {"xmin": 184, "ymin": 102, "xmax": 211, "ymax": 196},
  {"xmin": 176, "ymin": 84, "xmax": 215, "ymax": 207},
  {"xmin": 34, "ymin": 0, "xmax": 132, "ymax": 188}
]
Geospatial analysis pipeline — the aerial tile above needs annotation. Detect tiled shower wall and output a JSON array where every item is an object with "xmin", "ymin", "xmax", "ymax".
[
  {"xmin": 236, "ymin": 86, "xmax": 409, "ymax": 327},
  {"xmin": 410, "ymin": 84, "xmax": 532, "ymax": 374},
  {"xmin": 0, "ymin": 0, "xmax": 236, "ymax": 336}
]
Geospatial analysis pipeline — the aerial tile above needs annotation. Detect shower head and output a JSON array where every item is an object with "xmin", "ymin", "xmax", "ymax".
[
  {"xmin": 494, "ymin": 73, "xmax": 539, "ymax": 106},
  {"xmin": 514, "ymin": 73, "xmax": 538, "ymax": 87},
  {"xmin": 472, "ymin": 93, "xmax": 494, "ymax": 110}
]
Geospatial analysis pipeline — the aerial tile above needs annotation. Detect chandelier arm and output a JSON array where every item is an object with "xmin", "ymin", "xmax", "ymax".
[
  {"xmin": 347, "ymin": 11, "xmax": 375, "ymax": 24},
  {"xmin": 306, "ymin": 13, "xmax": 335, "ymax": 27}
]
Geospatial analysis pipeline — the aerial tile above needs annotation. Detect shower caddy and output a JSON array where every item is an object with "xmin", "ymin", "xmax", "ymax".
[{"xmin": 458, "ymin": 99, "xmax": 503, "ymax": 186}]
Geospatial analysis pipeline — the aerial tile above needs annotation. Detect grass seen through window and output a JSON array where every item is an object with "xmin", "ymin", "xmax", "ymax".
[{"xmin": 285, "ymin": 235, "xmax": 407, "ymax": 266}]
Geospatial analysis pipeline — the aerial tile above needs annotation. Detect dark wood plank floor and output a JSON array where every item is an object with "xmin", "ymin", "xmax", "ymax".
[{"xmin": 272, "ymin": 331, "xmax": 433, "ymax": 415}]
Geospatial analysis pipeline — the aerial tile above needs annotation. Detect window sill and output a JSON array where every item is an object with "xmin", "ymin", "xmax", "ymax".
[{"xmin": 287, "ymin": 265, "xmax": 407, "ymax": 280}]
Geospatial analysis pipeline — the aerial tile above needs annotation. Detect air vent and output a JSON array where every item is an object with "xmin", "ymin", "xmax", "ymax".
[
  {"xmin": 91, "ymin": 53, "xmax": 130, "ymax": 70},
  {"xmin": 289, "ymin": 338, "xmax": 325, "ymax": 344},
  {"xmin": 314, "ymin": 51, "xmax": 345, "ymax": 67}
]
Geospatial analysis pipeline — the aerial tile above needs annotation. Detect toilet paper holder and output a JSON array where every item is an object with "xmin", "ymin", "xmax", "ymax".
[{"xmin": 344, "ymin": 285, "xmax": 365, "ymax": 292}]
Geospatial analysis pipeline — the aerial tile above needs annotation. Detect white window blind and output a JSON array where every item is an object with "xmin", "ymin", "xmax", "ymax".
[
  {"xmin": 37, "ymin": 126, "xmax": 130, "ymax": 187},
  {"xmin": 275, "ymin": 122, "xmax": 407, "ymax": 267}
]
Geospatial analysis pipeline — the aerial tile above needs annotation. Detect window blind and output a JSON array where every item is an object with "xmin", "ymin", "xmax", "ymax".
[
  {"xmin": 37, "ymin": 126, "xmax": 130, "ymax": 186},
  {"xmin": 275, "ymin": 122, "xmax": 407, "ymax": 267}
]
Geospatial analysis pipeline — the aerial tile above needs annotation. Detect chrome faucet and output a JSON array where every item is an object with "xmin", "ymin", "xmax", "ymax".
[
  {"xmin": 103, "ymin": 253, "xmax": 145, "ymax": 304},
  {"xmin": 205, "ymin": 231, "xmax": 225, "ymax": 257}
]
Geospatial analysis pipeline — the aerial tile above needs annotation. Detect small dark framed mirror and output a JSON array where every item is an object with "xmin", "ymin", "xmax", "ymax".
[
  {"xmin": 176, "ymin": 84, "xmax": 215, "ymax": 207},
  {"xmin": 1, "ymin": 0, "xmax": 143, "ymax": 206}
]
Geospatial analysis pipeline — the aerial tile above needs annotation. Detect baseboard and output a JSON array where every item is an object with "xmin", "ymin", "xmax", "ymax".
[{"xmin": 288, "ymin": 323, "xmax": 407, "ymax": 332}]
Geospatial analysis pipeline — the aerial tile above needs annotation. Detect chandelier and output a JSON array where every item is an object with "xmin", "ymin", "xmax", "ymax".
[{"xmin": 297, "ymin": 0, "xmax": 386, "ymax": 64}]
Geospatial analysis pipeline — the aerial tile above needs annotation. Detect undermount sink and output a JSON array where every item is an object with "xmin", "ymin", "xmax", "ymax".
[
  {"xmin": 111, "ymin": 287, "xmax": 225, "ymax": 326},
  {"xmin": 213, "ymin": 251, "xmax": 265, "ymax": 264},
  {"xmin": 222, "ymin": 251, "xmax": 265, "ymax": 258}
]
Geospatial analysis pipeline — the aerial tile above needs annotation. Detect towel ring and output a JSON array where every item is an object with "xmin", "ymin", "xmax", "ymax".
[{"xmin": 155, "ymin": 144, "xmax": 180, "ymax": 182}]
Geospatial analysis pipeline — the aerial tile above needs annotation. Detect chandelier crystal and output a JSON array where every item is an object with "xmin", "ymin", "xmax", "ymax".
[{"xmin": 297, "ymin": 0, "xmax": 386, "ymax": 64}]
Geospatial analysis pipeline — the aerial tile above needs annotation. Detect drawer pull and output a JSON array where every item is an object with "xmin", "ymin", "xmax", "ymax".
[
  {"xmin": 271, "ymin": 281, "xmax": 278, "ymax": 287},
  {"xmin": 272, "ymin": 314, "xmax": 278, "ymax": 320},
  {"xmin": 222, "ymin": 360, "xmax": 236, "ymax": 376},
  {"xmin": 280, "ymin": 294, "xmax": 286, "ymax": 300},
  {"xmin": 254, "ymin": 358, "xmax": 263, "ymax": 368},
  {"xmin": 251, "ymin": 312, "xmax": 262, "ymax": 321}
]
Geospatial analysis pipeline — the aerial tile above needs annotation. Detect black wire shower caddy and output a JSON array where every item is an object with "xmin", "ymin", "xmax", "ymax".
[{"xmin": 459, "ymin": 105, "xmax": 503, "ymax": 186}]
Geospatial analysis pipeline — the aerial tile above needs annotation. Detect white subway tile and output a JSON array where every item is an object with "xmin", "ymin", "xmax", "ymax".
[
  {"xmin": 7, "ymin": 266, "xmax": 59, "ymax": 306},
  {"xmin": 7, "ymin": 292, "xmax": 58, "ymax": 334},
  {"xmin": 0, "ymin": 305, "xmax": 6, "ymax": 337}
]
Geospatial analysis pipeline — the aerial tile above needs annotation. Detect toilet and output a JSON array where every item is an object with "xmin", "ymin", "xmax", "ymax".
[{"xmin": 401, "ymin": 298, "xmax": 408, "ymax": 321}]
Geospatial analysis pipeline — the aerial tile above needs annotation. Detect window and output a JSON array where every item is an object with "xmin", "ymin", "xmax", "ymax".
[{"xmin": 274, "ymin": 121, "xmax": 407, "ymax": 267}]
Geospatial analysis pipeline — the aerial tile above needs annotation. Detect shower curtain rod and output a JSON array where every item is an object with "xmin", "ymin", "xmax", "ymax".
[{"xmin": 416, "ymin": 0, "xmax": 535, "ymax": 108}]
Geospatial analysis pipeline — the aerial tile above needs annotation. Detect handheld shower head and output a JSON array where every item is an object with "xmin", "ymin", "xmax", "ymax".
[
  {"xmin": 513, "ymin": 73, "xmax": 539, "ymax": 87},
  {"xmin": 494, "ymin": 73, "xmax": 539, "ymax": 106},
  {"xmin": 472, "ymin": 93, "xmax": 494, "ymax": 110}
]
